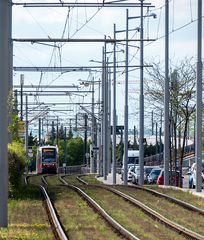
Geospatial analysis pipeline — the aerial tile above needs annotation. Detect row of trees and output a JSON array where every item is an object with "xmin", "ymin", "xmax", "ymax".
[{"xmin": 145, "ymin": 57, "xmax": 197, "ymax": 186}]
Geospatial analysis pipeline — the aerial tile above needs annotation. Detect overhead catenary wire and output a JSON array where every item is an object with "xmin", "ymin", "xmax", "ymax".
[{"xmin": 13, "ymin": 0, "xmax": 202, "ymax": 131}]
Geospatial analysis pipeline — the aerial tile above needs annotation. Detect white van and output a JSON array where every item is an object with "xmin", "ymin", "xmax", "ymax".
[{"xmin": 128, "ymin": 150, "xmax": 139, "ymax": 165}]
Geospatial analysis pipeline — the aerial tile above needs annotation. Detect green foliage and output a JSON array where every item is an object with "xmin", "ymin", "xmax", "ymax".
[
  {"xmin": 28, "ymin": 131, "xmax": 38, "ymax": 146},
  {"xmin": 8, "ymin": 141, "xmax": 26, "ymax": 194},
  {"xmin": 27, "ymin": 132, "xmax": 38, "ymax": 171},
  {"xmin": 8, "ymin": 114, "xmax": 22, "ymax": 142},
  {"xmin": 67, "ymin": 137, "xmax": 84, "ymax": 166},
  {"xmin": 58, "ymin": 139, "xmax": 66, "ymax": 166},
  {"xmin": 58, "ymin": 137, "xmax": 84, "ymax": 166}
]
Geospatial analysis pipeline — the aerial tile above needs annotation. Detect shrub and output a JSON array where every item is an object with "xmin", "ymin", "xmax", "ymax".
[{"xmin": 8, "ymin": 141, "xmax": 26, "ymax": 193}]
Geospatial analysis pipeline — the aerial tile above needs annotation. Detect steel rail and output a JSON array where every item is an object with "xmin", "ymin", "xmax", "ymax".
[
  {"xmin": 59, "ymin": 175, "xmax": 140, "ymax": 240},
  {"xmin": 40, "ymin": 185, "xmax": 68, "ymax": 240},
  {"xmin": 129, "ymin": 185, "xmax": 204, "ymax": 216},
  {"xmin": 104, "ymin": 186, "xmax": 204, "ymax": 240},
  {"xmin": 26, "ymin": 175, "xmax": 68, "ymax": 240},
  {"xmin": 76, "ymin": 175, "xmax": 204, "ymax": 240}
]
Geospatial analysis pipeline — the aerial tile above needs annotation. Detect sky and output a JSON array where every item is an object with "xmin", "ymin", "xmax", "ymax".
[{"xmin": 12, "ymin": 0, "xmax": 204, "ymax": 136}]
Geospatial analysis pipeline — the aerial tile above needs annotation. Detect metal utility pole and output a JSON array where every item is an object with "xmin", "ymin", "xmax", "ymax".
[
  {"xmin": 97, "ymin": 79, "xmax": 102, "ymax": 175},
  {"xmin": 123, "ymin": 9, "xmax": 129, "ymax": 185},
  {"xmin": 164, "ymin": 0, "xmax": 170, "ymax": 186},
  {"xmin": 156, "ymin": 122, "xmax": 158, "ymax": 155},
  {"xmin": 90, "ymin": 75, "xmax": 95, "ymax": 173},
  {"xmin": 112, "ymin": 24, "xmax": 117, "ymax": 184},
  {"xmin": 64, "ymin": 127, "xmax": 67, "ymax": 165},
  {"xmin": 108, "ymin": 63, "xmax": 112, "ymax": 174},
  {"xmin": 41, "ymin": 118, "xmax": 44, "ymax": 143},
  {"xmin": 196, "ymin": 0, "xmax": 202, "ymax": 192},
  {"xmin": 102, "ymin": 43, "xmax": 108, "ymax": 180},
  {"xmin": 38, "ymin": 118, "xmax": 41, "ymax": 146},
  {"xmin": 84, "ymin": 114, "xmax": 88, "ymax": 165},
  {"xmin": 0, "ymin": 0, "xmax": 11, "ymax": 228},
  {"xmin": 139, "ymin": 0, "xmax": 144, "ymax": 185},
  {"xmin": 159, "ymin": 127, "xmax": 162, "ymax": 162},
  {"xmin": 56, "ymin": 116, "xmax": 59, "ymax": 146},
  {"xmin": 101, "ymin": 48, "xmax": 105, "ymax": 176},
  {"xmin": 20, "ymin": 74, "xmax": 24, "ymax": 121},
  {"xmin": 8, "ymin": 0, "xmax": 12, "ymax": 144},
  {"xmin": 25, "ymin": 95, "xmax": 28, "ymax": 158},
  {"xmin": 52, "ymin": 121, "xmax": 55, "ymax": 145},
  {"xmin": 133, "ymin": 126, "xmax": 137, "ymax": 149}
]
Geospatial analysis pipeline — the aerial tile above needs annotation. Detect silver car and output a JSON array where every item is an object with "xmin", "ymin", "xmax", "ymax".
[
  {"xmin": 131, "ymin": 166, "xmax": 155, "ymax": 184},
  {"xmin": 121, "ymin": 164, "xmax": 137, "ymax": 181}
]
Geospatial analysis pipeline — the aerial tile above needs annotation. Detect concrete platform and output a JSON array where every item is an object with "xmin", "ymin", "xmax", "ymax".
[{"xmin": 97, "ymin": 173, "xmax": 123, "ymax": 185}]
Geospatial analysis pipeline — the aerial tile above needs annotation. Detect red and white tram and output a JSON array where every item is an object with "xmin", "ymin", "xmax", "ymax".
[{"xmin": 36, "ymin": 145, "xmax": 59, "ymax": 174}]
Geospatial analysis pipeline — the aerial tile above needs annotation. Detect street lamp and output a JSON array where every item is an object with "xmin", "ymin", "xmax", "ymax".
[
  {"xmin": 127, "ymin": 4, "xmax": 156, "ymax": 185},
  {"xmin": 113, "ymin": 10, "xmax": 141, "ymax": 185}
]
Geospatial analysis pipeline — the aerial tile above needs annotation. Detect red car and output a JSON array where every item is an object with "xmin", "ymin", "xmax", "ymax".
[{"xmin": 157, "ymin": 169, "xmax": 180, "ymax": 186}]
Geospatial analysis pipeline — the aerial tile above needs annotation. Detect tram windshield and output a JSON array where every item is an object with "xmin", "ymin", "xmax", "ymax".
[{"xmin": 42, "ymin": 148, "xmax": 56, "ymax": 163}]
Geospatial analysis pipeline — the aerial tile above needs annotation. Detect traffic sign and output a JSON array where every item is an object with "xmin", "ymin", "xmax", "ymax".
[{"xmin": 111, "ymin": 125, "xmax": 124, "ymax": 135}]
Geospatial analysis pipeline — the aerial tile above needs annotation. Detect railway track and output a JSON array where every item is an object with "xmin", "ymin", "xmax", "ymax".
[
  {"xmin": 128, "ymin": 185, "xmax": 204, "ymax": 216},
  {"xmin": 28, "ymin": 174, "xmax": 204, "ymax": 240},
  {"xmin": 26, "ymin": 175, "xmax": 68, "ymax": 240},
  {"xmin": 45, "ymin": 174, "xmax": 186, "ymax": 239},
  {"xmin": 75, "ymin": 174, "xmax": 204, "ymax": 240},
  {"xmin": 78, "ymin": 174, "xmax": 204, "ymax": 213},
  {"xmin": 32, "ymin": 175, "xmax": 126, "ymax": 240},
  {"xmin": 58, "ymin": 175, "xmax": 139, "ymax": 240},
  {"xmin": 61, "ymin": 175, "xmax": 187, "ymax": 239}
]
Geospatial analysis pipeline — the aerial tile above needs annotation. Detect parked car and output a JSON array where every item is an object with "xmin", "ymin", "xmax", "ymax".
[
  {"xmin": 121, "ymin": 164, "xmax": 137, "ymax": 181},
  {"xmin": 131, "ymin": 166, "xmax": 155, "ymax": 184},
  {"xmin": 157, "ymin": 169, "xmax": 181, "ymax": 186},
  {"xmin": 147, "ymin": 168, "xmax": 162, "ymax": 184},
  {"xmin": 144, "ymin": 166, "xmax": 155, "ymax": 183},
  {"xmin": 188, "ymin": 160, "xmax": 204, "ymax": 189}
]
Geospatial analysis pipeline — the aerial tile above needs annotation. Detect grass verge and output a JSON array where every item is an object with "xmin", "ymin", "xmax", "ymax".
[{"xmin": 0, "ymin": 185, "xmax": 53, "ymax": 240}]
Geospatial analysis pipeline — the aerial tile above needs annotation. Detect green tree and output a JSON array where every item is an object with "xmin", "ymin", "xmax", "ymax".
[
  {"xmin": 67, "ymin": 137, "xmax": 84, "ymax": 166},
  {"xmin": 28, "ymin": 131, "xmax": 38, "ymax": 146},
  {"xmin": 8, "ymin": 114, "xmax": 22, "ymax": 142},
  {"xmin": 145, "ymin": 58, "xmax": 196, "ymax": 186},
  {"xmin": 58, "ymin": 139, "xmax": 66, "ymax": 166},
  {"xmin": 58, "ymin": 124, "xmax": 64, "ymax": 140},
  {"xmin": 58, "ymin": 137, "xmax": 84, "ymax": 166}
]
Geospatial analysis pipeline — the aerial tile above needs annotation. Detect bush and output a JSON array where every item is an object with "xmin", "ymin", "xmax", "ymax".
[{"xmin": 8, "ymin": 142, "xmax": 26, "ymax": 193}]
